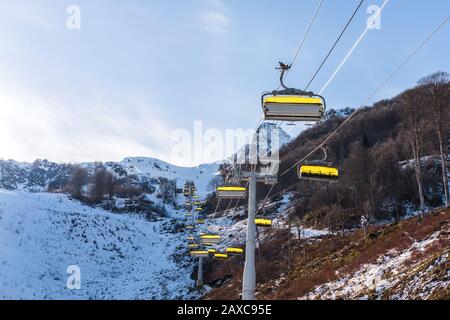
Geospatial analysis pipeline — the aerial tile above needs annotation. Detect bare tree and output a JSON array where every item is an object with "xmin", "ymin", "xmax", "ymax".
[
  {"xmin": 287, "ymin": 209, "xmax": 292, "ymax": 271},
  {"xmin": 158, "ymin": 177, "xmax": 177, "ymax": 205},
  {"xmin": 400, "ymin": 89, "xmax": 427, "ymax": 217},
  {"xmin": 90, "ymin": 167, "xmax": 108, "ymax": 202},
  {"xmin": 418, "ymin": 71, "xmax": 450, "ymax": 207},
  {"xmin": 67, "ymin": 165, "xmax": 87, "ymax": 199},
  {"xmin": 104, "ymin": 171, "xmax": 116, "ymax": 199}
]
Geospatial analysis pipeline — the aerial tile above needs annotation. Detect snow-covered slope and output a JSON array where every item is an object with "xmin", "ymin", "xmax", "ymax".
[
  {"xmin": 0, "ymin": 157, "xmax": 219, "ymax": 200},
  {"xmin": 0, "ymin": 159, "xmax": 73, "ymax": 192},
  {"xmin": 0, "ymin": 190, "xmax": 196, "ymax": 299},
  {"xmin": 302, "ymin": 229, "xmax": 450, "ymax": 300}
]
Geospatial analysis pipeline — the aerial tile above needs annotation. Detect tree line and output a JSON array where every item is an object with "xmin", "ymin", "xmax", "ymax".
[
  {"xmin": 64, "ymin": 165, "xmax": 143, "ymax": 203},
  {"xmin": 203, "ymin": 72, "xmax": 450, "ymax": 229},
  {"xmin": 270, "ymin": 71, "xmax": 449, "ymax": 229}
]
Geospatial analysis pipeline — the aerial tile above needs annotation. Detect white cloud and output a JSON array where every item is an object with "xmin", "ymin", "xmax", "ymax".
[
  {"xmin": 0, "ymin": 87, "xmax": 176, "ymax": 164},
  {"xmin": 208, "ymin": 0, "xmax": 227, "ymax": 11},
  {"xmin": 199, "ymin": 0, "xmax": 232, "ymax": 36},
  {"xmin": 2, "ymin": 2, "xmax": 58, "ymax": 31}
]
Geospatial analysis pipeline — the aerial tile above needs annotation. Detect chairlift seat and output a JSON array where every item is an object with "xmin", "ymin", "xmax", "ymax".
[
  {"xmin": 190, "ymin": 250, "xmax": 209, "ymax": 258},
  {"xmin": 299, "ymin": 164, "xmax": 339, "ymax": 182},
  {"xmin": 214, "ymin": 253, "xmax": 228, "ymax": 260},
  {"xmin": 262, "ymin": 95, "xmax": 325, "ymax": 122},
  {"xmin": 201, "ymin": 234, "xmax": 221, "ymax": 244},
  {"xmin": 255, "ymin": 218, "xmax": 272, "ymax": 228},
  {"xmin": 226, "ymin": 247, "xmax": 244, "ymax": 255},
  {"xmin": 216, "ymin": 186, "xmax": 247, "ymax": 199}
]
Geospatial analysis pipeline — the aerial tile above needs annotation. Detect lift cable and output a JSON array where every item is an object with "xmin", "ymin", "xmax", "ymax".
[
  {"xmin": 319, "ymin": 0, "xmax": 389, "ymax": 95},
  {"xmin": 289, "ymin": 0, "xmax": 325, "ymax": 70},
  {"xmin": 276, "ymin": 0, "xmax": 325, "ymax": 91},
  {"xmin": 281, "ymin": 13, "xmax": 450, "ymax": 177},
  {"xmin": 226, "ymin": 199, "xmax": 234, "ymax": 212},
  {"xmin": 304, "ymin": 0, "xmax": 365, "ymax": 91},
  {"xmin": 229, "ymin": 0, "xmax": 324, "ymax": 177},
  {"xmin": 212, "ymin": 197, "xmax": 222, "ymax": 215},
  {"xmin": 255, "ymin": 14, "xmax": 450, "ymax": 211},
  {"xmin": 224, "ymin": 116, "xmax": 264, "ymax": 174}
]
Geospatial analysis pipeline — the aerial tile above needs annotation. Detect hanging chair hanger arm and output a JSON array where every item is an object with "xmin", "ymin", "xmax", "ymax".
[
  {"xmin": 321, "ymin": 146, "xmax": 328, "ymax": 162},
  {"xmin": 273, "ymin": 61, "xmax": 314, "ymax": 96},
  {"xmin": 277, "ymin": 61, "xmax": 291, "ymax": 90}
]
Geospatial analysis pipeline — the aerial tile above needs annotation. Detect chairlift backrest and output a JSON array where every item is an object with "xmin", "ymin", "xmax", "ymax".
[
  {"xmin": 216, "ymin": 186, "xmax": 247, "ymax": 199},
  {"xmin": 255, "ymin": 218, "xmax": 272, "ymax": 227},
  {"xmin": 226, "ymin": 247, "xmax": 244, "ymax": 255},
  {"xmin": 214, "ymin": 253, "xmax": 228, "ymax": 260},
  {"xmin": 262, "ymin": 94, "xmax": 325, "ymax": 122},
  {"xmin": 190, "ymin": 250, "xmax": 209, "ymax": 258},
  {"xmin": 298, "ymin": 164, "xmax": 339, "ymax": 182}
]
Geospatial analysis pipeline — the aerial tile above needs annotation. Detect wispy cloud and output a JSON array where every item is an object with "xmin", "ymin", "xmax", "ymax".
[
  {"xmin": 199, "ymin": 0, "xmax": 232, "ymax": 36},
  {"xmin": 0, "ymin": 87, "xmax": 175, "ymax": 164},
  {"xmin": 2, "ymin": 2, "xmax": 58, "ymax": 31}
]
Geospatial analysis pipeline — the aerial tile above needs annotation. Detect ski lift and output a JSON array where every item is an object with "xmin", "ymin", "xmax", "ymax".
[
  {"xmin": 299, "ymin": 165, "xmax": 338, "ymax": 182},
  {"xmin": 226, "ymin": 247, "xmax": 244, "ymax": 255},
  {"xmin": 190, "ymin": 250, "xmax": 209, "ymax": 258},
  {"xmin": 262, "ymin": 62, "xmax": 325, "ymax": 122},
  {"xmin": 214, "ymin": 253, "xmax": 228, "ymax": 260},
  {"xmin": 201, "ymin": 234, "xmax": 221, "ymax": 244},
  {"xmin": 255, "ymin": 218, "xmax": 272, "ymax": 228},
  {"xmin": 216, "ymin": 186, "xmax": 247, "ymax": 199},
  {"xmin": 298, "ymin": 147, "xmax": 339, "ymax": 182}
]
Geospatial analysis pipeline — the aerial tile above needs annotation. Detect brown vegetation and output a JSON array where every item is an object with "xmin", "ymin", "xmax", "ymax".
[{"xmin": 204, "ymin": 207, "xmax": 450, "ymax": 300}]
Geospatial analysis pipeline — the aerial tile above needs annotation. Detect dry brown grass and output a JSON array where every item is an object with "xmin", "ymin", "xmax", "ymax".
[{"xmin": 204, "ymin": 208, "xmax": 450, "ymax": 300}]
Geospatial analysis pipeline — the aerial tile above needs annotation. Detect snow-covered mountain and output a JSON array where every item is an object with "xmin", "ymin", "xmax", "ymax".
[
  {"xmin": 0, "ymin": 159, "xmax": 73, "ymax": 192},
  {"xmin": 0, "ymin": 123, "xmax": 293, "ymax": 197},
  {"xmin": 231, "ymin": 122, "xmax": 292, "ymax": 165},
  {"xmin": 0, "ymin": 157, "xmax": 219, "ymax": 199},
  {"xmin": 117, "ymin": 157, "xmax": 219, "ymax": 198}
]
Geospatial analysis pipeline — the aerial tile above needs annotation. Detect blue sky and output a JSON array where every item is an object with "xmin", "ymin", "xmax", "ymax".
[{"xmin": 0, "ymin": 0, "xmax": 449, "ymax": 166}]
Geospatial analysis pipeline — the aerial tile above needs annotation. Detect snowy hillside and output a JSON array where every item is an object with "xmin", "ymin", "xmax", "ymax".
[
  {"xmin": 205, "ymin": 203, "xmax": 450, "ymax": 300},
  {"xmin": 0, "ymin": 157, "xmax": 219, "ymax": 200},
  {"xmin": 0, "ymin": 190, "xmax": 197, "ymax": 299},
  {"xmin": 118, "ymin": 157, "xmax": 219, "ymax": 198},
  {"xmin": 0, "ymin": 124, "xmax": 293, "ymax": 199},
  {"xmin": 233, "ymin": 122, "xmax": 292, "ymax": 163},
  {"xmin": 302, "ymin": 229, "xmax": 450, "ymax": 300}
]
